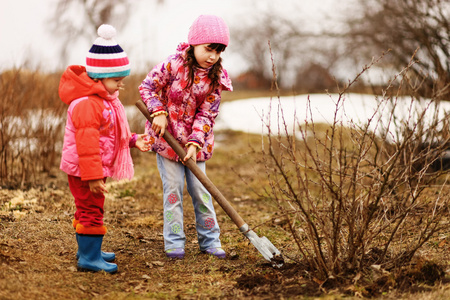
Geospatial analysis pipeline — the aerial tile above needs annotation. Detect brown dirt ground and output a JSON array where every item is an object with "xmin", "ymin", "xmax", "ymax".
[{"xmin": 1, "ymin": 131, "xmax": 450, "ymax": 299}]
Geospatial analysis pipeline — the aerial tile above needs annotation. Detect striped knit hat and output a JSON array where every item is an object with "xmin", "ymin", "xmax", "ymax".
[{"xmin": 86, "ymin": 24, "xmax": 130, "ymax": 79}]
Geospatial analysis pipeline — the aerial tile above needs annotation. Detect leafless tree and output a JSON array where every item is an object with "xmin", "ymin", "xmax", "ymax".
[
  {"xmin": 49, "ymin": 0, "xmax": 167, "ymax": 69},
  {"xmin": 230, "ymin": 10, "xmax": 338, "ymax": 90},
  {"xmin": 344, "ymin": 0, "xmax": 450, "ymax": 99},
  {"xmin": 49, "ymin": 0, "xmax": 133, "ymax": 67},
  {"xmin": 231, "ymin": 0, "xmax": 449, "ymax": 96}
]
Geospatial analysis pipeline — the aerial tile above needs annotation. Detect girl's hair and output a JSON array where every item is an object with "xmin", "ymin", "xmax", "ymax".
[{"xmin": 184, "ymin": 43, "xmax": 227, "ymax": 94}]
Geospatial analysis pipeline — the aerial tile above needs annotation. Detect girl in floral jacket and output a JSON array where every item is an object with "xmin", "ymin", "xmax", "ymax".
[{"xmin": 139, "ymin": 15, "xmax": 233, "ymax": 259}]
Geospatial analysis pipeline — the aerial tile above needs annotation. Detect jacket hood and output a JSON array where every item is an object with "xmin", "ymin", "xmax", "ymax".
[
  {"xmin": 59, "ymin": 65, "xmax": 109, "ymax": 105},
  {"xmin": 176, "ymin": 42, "xmax": 190, "ymax": 58}
]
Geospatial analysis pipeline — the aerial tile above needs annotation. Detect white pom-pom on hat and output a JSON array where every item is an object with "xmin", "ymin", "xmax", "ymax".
[
  {"xmin": 97, "ymin": 24, "xmax": 116, "ymax": 40},
  {"xmin": 92, "ymin": 24, "xmax": 117, "ymax": 46}
]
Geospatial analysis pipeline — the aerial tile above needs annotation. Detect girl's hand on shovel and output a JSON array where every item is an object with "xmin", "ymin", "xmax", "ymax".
[
  {"xmin": 152, "ymin": 114, "xmax": 168, "ymax": 137},
  {"xmin": 183, "ymin": 144, "xmax": 198, "ymax": 164}
]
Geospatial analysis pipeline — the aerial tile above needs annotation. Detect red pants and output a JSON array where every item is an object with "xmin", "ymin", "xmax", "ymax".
[{"xmin": 68, "ymin": 175, "xmax": 105, "ymax": 228}]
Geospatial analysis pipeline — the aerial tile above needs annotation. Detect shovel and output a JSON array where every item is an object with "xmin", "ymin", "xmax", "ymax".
[{"xmin": 136, "ymin": 100, "xmax": 284, "ymax": 267}]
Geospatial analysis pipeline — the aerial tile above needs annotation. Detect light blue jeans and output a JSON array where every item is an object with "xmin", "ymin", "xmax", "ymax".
[{"xmin": 156, "ymin": 154, "xmax": 222, "ymax": 251}]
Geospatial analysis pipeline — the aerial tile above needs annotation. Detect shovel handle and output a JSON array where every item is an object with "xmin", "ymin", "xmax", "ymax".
[{"xmin": 135, "ymin": 100, "xmax": 246, "ymax": 229}]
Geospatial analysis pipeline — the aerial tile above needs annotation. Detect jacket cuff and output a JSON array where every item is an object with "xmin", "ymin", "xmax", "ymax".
[
  {"xmin": 150, "ymin": 110, "xmax": 168, "ymax": 118},
  {"xmin": 129, "ymin": 133, "xmax": 137, "ymax": 148},
  {"xmin": 186, "ymin": 140, "xmax": 202, "ymax": 150}
]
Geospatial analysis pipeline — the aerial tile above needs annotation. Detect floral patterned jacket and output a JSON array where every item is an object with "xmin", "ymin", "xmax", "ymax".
[{"xmin": 139, "ymin": 43, "xmax": 233, "ymax": 161}]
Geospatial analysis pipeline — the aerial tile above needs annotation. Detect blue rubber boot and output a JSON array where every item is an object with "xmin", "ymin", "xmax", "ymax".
[
  {"xmin": 76, "ymin": 233, "xmax": 115, "ymax": 262},
  {"xmin": 77, "ymin": 234, "xmax": 118, "ymax": 273}
]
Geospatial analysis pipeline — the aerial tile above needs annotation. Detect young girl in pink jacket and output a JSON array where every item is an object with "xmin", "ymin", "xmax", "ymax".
[
  {"xmin": 139, "ymin": 15, "xmax": 233, "ymax": 259},
  {"xmin": 60, "ymin": 25, "xmax": 150, "ymax": 273}
]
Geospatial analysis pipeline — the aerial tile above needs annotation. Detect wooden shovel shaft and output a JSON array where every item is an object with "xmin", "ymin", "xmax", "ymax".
[{"xmin": 135, "ymin": 100, "xmax": 246, "ymax": 229}]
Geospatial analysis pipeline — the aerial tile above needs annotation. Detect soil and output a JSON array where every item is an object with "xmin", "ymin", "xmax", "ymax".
[{"xmin": 1, "ymin": 131, "xmax": 450, "ymax": 299}]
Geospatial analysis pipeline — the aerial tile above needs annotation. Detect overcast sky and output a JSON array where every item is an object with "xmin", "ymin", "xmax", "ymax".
[{"xmin": 1, "ymin": 0, "xmax": 343, "ymax": 76}]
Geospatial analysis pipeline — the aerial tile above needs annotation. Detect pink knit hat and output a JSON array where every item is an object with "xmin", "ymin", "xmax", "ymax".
[{"xmin": 188, "ymin": 15, "xmax": 229, "ymax": 46}]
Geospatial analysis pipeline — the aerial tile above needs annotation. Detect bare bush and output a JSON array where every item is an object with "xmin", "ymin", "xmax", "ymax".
[
  {"xmin": 263, "ymin": 51, "xmax": 450, "ymax": 282},
  {"xmin": 0, "ymin": 69, "xmax": 65, "ymax": 188},
  {"xmin": 0, "ymin": 69, "xmax": 152, "ymax": 188}
]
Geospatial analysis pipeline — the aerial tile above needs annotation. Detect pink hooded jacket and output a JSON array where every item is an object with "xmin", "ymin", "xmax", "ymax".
[
  {"xmin": 59, "ymin": 65, "xmax": 137, "ymax": 181},
  {"xmin": 139, "ymin": 43, "xmax": 233, "ymax": 162}
]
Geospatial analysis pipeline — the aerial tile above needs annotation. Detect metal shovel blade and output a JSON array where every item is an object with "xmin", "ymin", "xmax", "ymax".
[{"xmin": 240, "ymin": 224, "xmax": 284, "ymax": 268}]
